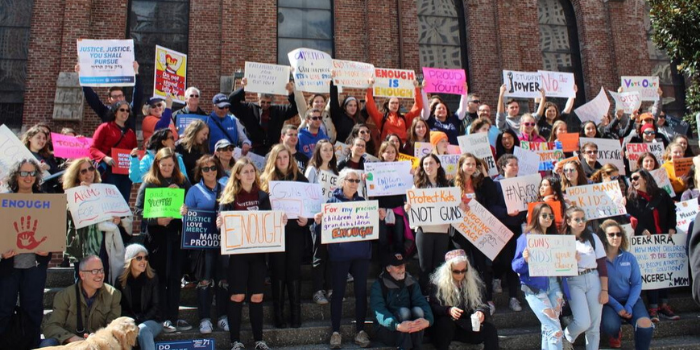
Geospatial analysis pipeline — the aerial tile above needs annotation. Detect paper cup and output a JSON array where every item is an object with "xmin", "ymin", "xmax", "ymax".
[{"xmin": 471, "ymin": 313, "xmax": 480, "ymax": 332}]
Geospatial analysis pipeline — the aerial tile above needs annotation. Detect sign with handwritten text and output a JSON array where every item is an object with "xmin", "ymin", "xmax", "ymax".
[
  {"xmin": 452, "ymin": 200, "xmax": 513, "ymax": 260},
  {"xmin": 675, "ymin": 198, "xmax": 698, "ymax": 234},
  {"xmin": 244, "ymin": 61, "xmax": 290, "ymax": 95},
  {"xmin": 621, "ymin": 76, "xmax": 660, "ymax": 101},
  {"xmin": 520, "ymin": 141, "xmax": 564, "ymax": 171},
  {"xmin": 500, "ymin": 173, "xmax": 541, "ymax": 212},
  {"xmin": 502, "ymin": 70, "xmax": 541, "ymax": 99},
  {"xmin": 513, "ymin": 146, "xmax": 540, "ymax": 176},
  {"xmin": 609, "ymin": 90, "xmax": 642, "ymax": 114},
  {"xmin": 319, "ymin": 170, "xmax": 339, "ymax": 200},
  {"xmin": 406, "ymin": 187, "xmax": 462, "ymax": 226},
  {"xmin": 538, "ymin": 70, "xmax": 575, "ymax": 98},
  {"xmin": 398, "ymin": 153, "xmax": 420, "ymax": 169},
  {"xmin": 626, "ymin": 143, "xmax": 664, "ymax": 171},
  {"xmin": 630, "ymin": 233, "xmax": 689, "ymax": 290},
  {"xmin": 0, "ymin": 193, "xmax": 66, "ymax": 253},
  {"xmin": 374, "ymin": 68, "xmax": 415, "ymax": 98},
  {"xmin": 51, "ymin": 133, "xmax": 92, "ymax": 159},
  {"xmin": 422, "ymin": 67, "xmax": 466, "ymax": 95},
  {"xmin": 220, "ymin": 210, "xmax": 285, "ymax": 254},
  {"xmin": 438, "ymin": 154, "xmax": 460, "ymax": 176},
  {"xmin": 332, "ymin": 60, "xmax": 374, "ymax": 88},
  {"xmin": 580, "ymin": 137, "xmax": 625, "ymax": 175},
  {"xmin": 288, "ymin": 48, "xmax": 332, "ymax": 93},
  {"xmin": 321, "ymin": 200, "xmax": 379, "ymax": 244},
  {"xmin": 574, "ymin": 87, "xmax": 610, "ymax": 124},
  {"xmin": 566, "ymin": 182, "xmax": 626, "ymax": 220},
  {"xmin": 527, "ymin": 234, "xmax": 578, "ymax": 277},
  {"xmin": 77, "ymin": 39, "xmax": 135, "ymax": 87},
  {"xmin": 364, "ymin": 161, "xmax": 413, "ymax": 197},
  {"xmin": 650, "ymin": 168, "xmax": 675, "ymax": 197},
  {"xmin": 673, "ymin": 157, "xmax": 694, "ymax": 178},
  {"xmin": 268, "ymin": 181, "xmax": 323, "ymax": 218},
  {"xmin": 457, "ymin": 133, "xmax": 496, "ymax": 176},
  {"xmin": 143, "ymin": 187, "xmax": 185, "ymax": 219},
  {"xmin": 66, "ymin": 184, "xmax": 132, "ymax": 229}
]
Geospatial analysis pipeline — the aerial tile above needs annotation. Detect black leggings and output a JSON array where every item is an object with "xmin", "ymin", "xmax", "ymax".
[
  {"xmin": 147, "ymin": 227, "xmax": 184, "ymax": 322},
  {"xmin": 227, "ymin": 253, "xmax": 266, "ymax": 343},
  {"xmin": 331, "ymin": 259, "xmax": 369, "ymax": 332},
  {"xmin": 269, "ymin": 226, "xmax": 305, "ymax": 281},
  {"xmin": 311, "ymin": 226, "xmax": 332, "ymax": 292},
  {"xmin": 416, "ymin": 230, "xmax": 450, "ymax": 294},
  {"xmin": 432, "ymin": 315, "xmax": 499, "ymax": 350},
  {"xmin": 492, "ymin": 233, "xmax": 520, "ymax": 299}
]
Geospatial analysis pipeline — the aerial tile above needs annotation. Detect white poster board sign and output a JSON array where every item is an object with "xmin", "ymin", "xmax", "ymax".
[
  {"xmin": 580, "ymin": 137, "xmax": 626, "ymax": 175},
  {"xmin": 566, "ymin": 182, "xmax": 627, "ymax": 220},
  {"xmin": 457, "ymin": 133, "xmax": 497, "ymax": 176},
  {"xmin": 438, "ymin": 154, "xmax": 461, "ymax": 177},
  {"xmin": 220, "ymin": 211, "xmax": 285, "ymax": 254},
  {"xmin": 364, "ymin": 161, "xmax": 413, "ymax": 197},
  {"xmin": 66, "ymin": 184, "xmax": 132, "ymax": 229},
  {"xmin": 513, "ymin": 146, "xmax": 540, "ymax": 176},
  {"xmin": 574, "ymin": 87, "xmax": 610, "ymax": 124},
  {"xmin": 502, "ymin": 70, "xmax": 542, "ymax": 98},
  {"xmin": 244, "ymin": 62, "xmax": 290, "ymax": 96},
  {"xmin": 621, "ymin": 76, "xmax": 660, "ymax": 101},
  {"xmin": 268, "ymin": 181, "xmax": 323, "ymax": 219},
  {"xmin": 527, "ymin": 234, "xmax": 578, "ymax": 277},
  {"xmin": 374, "ymin": 68, "xmax": 416, "ymax": 98},
  {"xmin": 626, "ymin": 143, "xmax": 664, "ymax": 171},
  {"xmin": 538, "ymin": 70, "xmax": 576, "ymax": 98},
  {"xmin": 609, "ymin": 90, "xmax": 642, "ymax": 114},
  {"xmin": 452, "ymin": 200, "xmax": 513, "ymax": 260},
  {"xmin": 675, "ymin": 198, "xmax": 699, "ymax": 234},
  {"xmin": 630, "ymin": 234, "xmax": 689, "ymax": 290},
  {"xmin": 0, "ymin": 124, "xmax": 50, "ymax": 180},
  {"xmin": 332, "ymin": 60, "xmax": 374, "ymax": 88},
  {"xmin": 320, "ymin": 200, "xmax": 379, "ymax": 244},
  {"xmin": 406, "ymin": 187, "xmax": 462, "ymax": 226},
  {"xmin": 499, "ymin": 173, "xmax": 541, "ymax": 213},
  {"xmin": 76, "ymin": 39, "xmax": 135, "ymax": 87},
  {"xmin": 319, "ymin": 170, "xmax": 339, "ymax": 200},
  {"xmin": 288, "ymin": 48, "xmax": 332, "ymax": 93},
  {"xmin": 650, "ymin": 168, "xmax": 676, "ymax": 197}
]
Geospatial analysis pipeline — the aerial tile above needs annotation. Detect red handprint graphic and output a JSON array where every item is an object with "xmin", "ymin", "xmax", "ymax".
[{"xmin": 14, "ymin": 216, "xmax": 47, "ymax": 250}]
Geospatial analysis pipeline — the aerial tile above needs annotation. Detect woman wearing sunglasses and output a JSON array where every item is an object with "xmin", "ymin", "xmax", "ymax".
[
  {"xmin": 345, "ymin": 123, "xmax": 376, "ymax": 158},
  {"xmin": 625, "ymin": 169, "xmax": 679, "ymax": 323},
  {"xmin": 518, "ymin": 113, "xmax": 546, "ymax": 142},
  {"xmin": 142, "ymin": 95, "xmax": 176, "ymax": 144},
  {"xmin": 117, "ymin": 244, "xmax": 162, "ymax": 350},
  {"xmin": 598, "ymin": 220, "xmax": 654, "ymax": 349},
  {"xmin": 429, "ymin": 249, "xmax": 498, "ymax": 350},
  {"xmin": 512, "ymin": 203, "xmax": 565, "ymax": 349},
  {"xmin": 175, "ymin": 119, "xmax": 210, "ymax": 182}
]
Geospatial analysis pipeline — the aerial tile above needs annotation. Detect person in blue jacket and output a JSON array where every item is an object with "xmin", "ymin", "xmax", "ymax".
[
  {"xmin": 598, "ymin": 219, "xmax": 654, "ymax": 349},
  {"xmin": 297, "ymin": 108, "xmax": 329, "ymax": 158},
  {"xmin": 129, "ymin": 129, "xmax": 188, "ymax": 184},
  {"xmin": 207, "ymin": 93, "xmax": 251, "ymax": 153}
]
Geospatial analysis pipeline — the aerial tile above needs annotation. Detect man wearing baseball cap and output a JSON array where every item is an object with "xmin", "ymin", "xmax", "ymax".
[{"xmin": 207, "ymin": 93, "xmax": 251, "ymax": 153}]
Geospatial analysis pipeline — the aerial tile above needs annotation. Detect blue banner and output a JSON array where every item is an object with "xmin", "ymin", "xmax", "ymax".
[
  {"xmin": 181, "ymin": 209, "xmax": 219, "ymax": 249},
  {"xmin": 155, "ymin": 339, "xmax": 215, "ymax": 350},
  {"xmin": 176, "ymin": 114, "xmax": 208, "ymax": 135}
]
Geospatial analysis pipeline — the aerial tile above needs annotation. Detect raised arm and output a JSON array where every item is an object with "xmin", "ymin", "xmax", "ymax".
[
  {"xmin": 563, "ymin": 84, "xmax": 577, "ymax": 114},
  {"xmin": 365, "ymin": 79, "xmax": 383, "ymax": 127},
  {"xmin": 454, "ymin": 83, "xmax": 468, "ymax": 120}
]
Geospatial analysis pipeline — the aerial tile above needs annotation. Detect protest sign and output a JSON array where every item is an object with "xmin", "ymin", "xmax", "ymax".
[
  {"xmin": 374, "ymin": 68, "xmax": 416, "ymax": 98},
  {"xmin": 181, "ymin": 209, "xmax": 218, "ymax": 249},
  {"xmin": 143, "ymin": 187, "xmax": 185, "ymax": 219},
  {"xmin": 630, "ymin": 234, "xmax": 689, "ymax": 290},
  {"xmin": 438, "ymin": 154, "xmax": 460, "ymax": 177},
  {"xmin": 51, "ymin": 133, "xmax": 92, "ymax": 159},
  {"xmin": 557, "ymin": 133, "xmax": 579, "ymax": 153},
  {"xmin": 156, "ymin": 339, "xmax": 215, "ymax": 350},
  {"xmin": 673, "ymin": 157, "xmax": 693, "ymax": 178},
  {"xmin": 321, "ymin": 200, "xmax": 379, "ymax": 244},
  {"xmin": 334, "ymin": 141, "xmax": 349, "ymax": 159},
  {"xmin": 499, "ymin": 174, "xmax": 541, "ymax": 213},
  {"xmin": 398, "ymin": 153, "xmax": 420, "ymax": 168},
  {"xmin": 566, "ymin": 182, "xmax": 626, "ymax": 220},
  {"xmin": 220, "ymin": 210, "xmax": 285, "ymax": 254},
  {"xmin": 76, "ymin": 39, "xmax": 135, "ymax": 87},
  {"xmin": 268, "ymin": 181, "xmax": 323, "ymax": 218},
  {"xmin": 574, "ymin": 87, "xmax": 610, "ymax": 124},
  {"xmin": 414, "ymin": 142, "xmax": 433, "ymax": 158},
  {"xmin": 422, "ymin": 68, "xmax": 466, "ymax": 95},
  {"xmin": 538, "ymin": 70, "xmax": 576, "ymax": 98},
  {"xmin": 154, "ymin": 45, "xmax": 187, "ymax": 103},
  {"xmin": 111, "ymin": 148, "xmax": 144, "ymax": 175},
  {"xmin": 175, "ymin": 114, "xmax": 208, "ymax": 135},
  {"xmin": 0, "ymin": 193, "xmax": 66, "ymax": 253},
  {"xmin": 626, "ymin": 143, "xmax": 664, "ymax": 171},
  {"xmin": 457, "ymin": 134, "xmax": 496, "ymax": 176},
  {"xmin": 580, "ymin": 137, "xmax": 625, "ymax": 175},
  {"xmin": 665, "ymin": 115, "xmax": 689, "ymax": 136},
  {"xmin": 527, "ymin": 234, "xmax": 578, "ymax": 277},
  {"xmin": 288, "ymin": 48, "xmax": 332, "ymax": 93},
  {"xmin": 406, "ymin": 188, "xmax": 462, "ymax": 226},
  {"xmin": 244, "ymin": 61, "xmax": 290, "ymax": 95},
  {"xmin": 608, "ymin": 91, "xmax": 642, "ymax": 114},
  {"xmin": 332, "ymin": 60, "xmax": 374, "ymax": 88},
  {"xmin": 365, "ymin": 161, "xmax": 413, "ymax": 197},
  {"xmin": 452, "ymin": 200, "xmax": 513, "ymax": 260},
  {"xmin": 447, "ymin": 145, "xmax": 461, "ymax": 155},
  {"xmin": 513, "ymin": 146, "xmax": 540, "ymax": 176},
  {"xmin": 521, "ymin": 141, "xmax": 563, "ymax": 171},
  {"xmin": 650, "ymin": 168, "xmax": 675, "ymax": 197},
  {"xmin": 527, "ymin": 201, "xmax": 563, "ymax": 224},
  {"xmin": 319, "ymin": 170, "xmax": 339, "ymax": 199},
  {"xmin": 65, "ymin": 184, "xmax": 131, "ymax": 229},
  {"xmin": 233, "ymin": 148, "xmax": 266, "ymax": 171},
  {"xmin": 675, "ymin": 198, "xmax": 698, "ymax": 234},
  {"xmin": 0, "ymin": 124, "xmax": 50, "ymax": 180},
  {"xmin": 502, "ymin": 70, "xmax": 541, "ymax": 99},
  {"xmin": 621, "ymin": 76, "xmax": 660, "ymax": 101}
]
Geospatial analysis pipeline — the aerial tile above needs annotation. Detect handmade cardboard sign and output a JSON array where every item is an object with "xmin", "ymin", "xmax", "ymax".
[
  {"xmin": 438, "ymin": 154, "xmax": 460, "ymax": 177},
  {"xmin": 502, "ymin": 70, "xmax": 541, "ymax": 99},
  {"xmin": 609, "ymin": 90, "xmax": 642, "ymax": 114},
  {"xmin": 0, "ymin": 124, "xmax": 50, "ymax": 180},
  {"xmin": 650, "ymin": 168, "xmax": 675, "ymax": 197},
  {"xmin": 319, "ymin": 170, "xmax": 339, "ymax": 200},
  {"xmin": 398, "ymin": 153, "xmax": 420, "ymax": 169},
  {"xmin": 673, "ymin": 157, "xmax": 694, "ymax": 178},
  {"xmin": 268, "ymin": 181, "xmax": 324, "ymax": 218},
  {"xmin": 422, "ymin": 68, "xmax": 466, "ymax": 95},
  {"xmin": 630, "ymin": 234, "xmax": 689, "ymax": 290},
  {"xmin": 566, "ymin": 182, "xmax": 626, "ymax": 220},
  {"xmin": 675, "ymin": 198, "xmax": 699, "ymax": 234},
  {"xmin": 181, "ymin": 209, "xmax": 218, "ymax": 249},
  {"xmin": 220, "ymin": 210, "xmax": 285, "ymax": 254},
  {"xmin": 621, "ymin": 76, "xmax": 660, "ymax": 101},
  {"xmin": 244, "ymin": 61, "xmax": 291, "ymax": 95},
  {"xmin": 0, "ymin": 193, "xmax": 67, "ymax": 253},
  {"xmin": 154, "ymin": 45, "xmax": 187, "ymax": 103},
  {"xmin": 580, "ymin": 137, "xmax": 625, "ymax": 175},
  {"xmin": 452, "ymin": 200, "xmax": 513, "ymax": 260},
  {"xmin": 538, "ymin": 70, "xmax": 576, "ymax": 98},
  {"xmin": 77, "ymin": 39, "xmax": 135, "ymax": 87},
  {"xmin": 527, "ymin": 234, "xmax": 578, "ymax": 277},
  {"xmin": 574, "ymin": 87, "xmax": 610, "ymax": 124},
  {"xmin": 288, "ymin": 48, "xmax": 333, "ymax": 93},
  {"xmin": 364, "ymin": 161, "xmax": 414, "ymax": 197},
  {"xmin": 499, "ymin": 174, "xmax": 541, "ymax": 212},
  {"xmin": 626, "ymin": 143, "xmax": 664, "ymax": 171},
  {"xmin": 513, "ymin": 146, "xmax": 540, "ymax": 176},
  {"xmin": 520, "ymin": 141, "xmax": 563, "ymax": 171},
  {"xmin": 457, "ymin": 133, "xmax": 496, "ymax": 176},
  {"xmin": 65, "ymin": 184, "xmax": 132, "ymax": 229},
  {"xmin": 332, "ymin": 60, "xmax": 374, "ymax": 88},
  {"xmin": 321, "ymin": 200, "xmax": 379, "ymax": 244},
  {"xmin": 406, "ymin": 187, "xmax": 462, "ymax": 226}
]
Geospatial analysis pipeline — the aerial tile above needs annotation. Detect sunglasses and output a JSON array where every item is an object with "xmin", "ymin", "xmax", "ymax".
[
  {"xmin": 346, "ymin": 179, "xmax": 361, "ymax": 183},
  {"xmin": 134, "ymin": 255, "xmax": 149, "ymax": 261},
  {"xmin": 609, "ymin": 175, "xmax": 620, "ymax": 181},
  {"xmin": 562, "ymin": 168, "xmax": 576, "ymax": 173},
  {"xmin": 606, "ymin": 231, "xmax": 623, "ymax": 238},
  {"xmin": 310, "ymin": 116, "xmax": 322, "ymax": 121},
  {"xmin": 189, "ymin": 94, "xmax": 200, "ymax": 98},
  {"xmin": 523, "ymin": 122, "xmax": 535, "ymax": 127},
  {"xmin": 571, "ymin": 218, "xmax": 586, "ymax": 224},
  {"xmin": 584, "ymin": 150, "xmax": 597, "ymax": 154},
  {"xmin": 643, "ymin": 130, "xmax": 656, "ymax": 135},
  {"xmin": 631, "ymin": 175, "xmax": 641, "ymax": 181},
  {"xmin": 81, "ymin": 268, "xmax": 104, "ymax": 275},
  {"xmin": 118, "ymin": 108, "xmax": 130, "ymax": 113},
  {"xmin": 469, "ymin": 100, "xmax": 481, "ymax": 104},
  {"xmin": 79, "ymin": 166, "xmax": 96, "ymax": 175},
  {"xmin": 150, "ymin": 103, "xmax": 164, "ymax": 108},
  {"xmin": 452, "ymin": 269, "xmax": 468, "ymax": 275},
  {"xmin": 201, "ymin": 166, "xmax": 218, "ymax": 173},
  {"xmin": 540, "ymin": 213, "xmax": 555, "ymax": 220},
  {"xmin": 19, "ymin": 171, "xmax": 38, "ymax": 177},
  {"xmin": 217, "ymin": 146, "xmax": 234, "ymax": 152}
]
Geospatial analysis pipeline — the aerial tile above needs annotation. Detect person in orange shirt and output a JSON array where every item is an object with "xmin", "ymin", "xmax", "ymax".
[
  {"xmin": 365, "ymin": 78, "xmax": 423, "ymax": 143},
  {"xmin": 142, "ymin": 95, "xmax": 177, "ymax": 146}
]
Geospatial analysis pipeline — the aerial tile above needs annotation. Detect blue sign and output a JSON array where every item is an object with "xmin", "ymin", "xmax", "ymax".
[
  {"xmin": 181, "ymin": 209, "xmax": 219, "ymax": 249},
  {"xmin": 156, "ymin": 339, "xmax": 215, "ymax": 350},
  {"xmin": 176, "ymin": 114, "xmax": 208, "ymax": 135}
]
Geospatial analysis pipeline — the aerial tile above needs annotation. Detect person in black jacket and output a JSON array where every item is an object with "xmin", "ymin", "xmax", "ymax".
[
  {"xmin": 117, "ymin": 244, "xmax": 161, "ymax": 350},
  {"xmin": 229, "ymin": 78, "xmax": 299, "ymax": 155},
  {"xmin": 690, "ymin": 213, "xmax": 700, "ymax": 307},
  {"xmin": 330, "ymin": 78, "xmax": 366, "ymax": 143}
]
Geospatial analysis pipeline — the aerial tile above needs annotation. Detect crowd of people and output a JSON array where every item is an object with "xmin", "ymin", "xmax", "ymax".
[{"xmin": 1, "ymin": 58, "xmax": 699, "ymax": 350}]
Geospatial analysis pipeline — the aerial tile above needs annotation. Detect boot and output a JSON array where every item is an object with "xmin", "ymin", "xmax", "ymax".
[
  {"xmin": 288, "ymin": 280, "xmax": 302, "ymax": 328},
  {"xmin": 272, "ymin": 279, "xmax": 287, "ymax": 328}
]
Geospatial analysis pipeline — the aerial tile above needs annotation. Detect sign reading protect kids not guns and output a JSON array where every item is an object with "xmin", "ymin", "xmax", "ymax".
[
  {"xmin": 406, "ymin": 188, "xmax": 463, "ymax": 226},
  {"xmin": 452, "ymin": 200, "xmax": 513, "ymax": 260},
  {"xmin": 288, "ymin": 48, "xmax": 333, "ymax": 93},
  {"xmin": 630, "ymin": 233, "xmax": 689, "ymax": 290},
  {"xmin": 77, "ymin": 39, "xmax": 135, "ymax": 87},
  {"xmin": 527, "ymin": 235, "xmax": 578, "ymax": 277},
  {"xmin": 65, "ymin": 184, "xmax": 132, "ymax": 229},
  {"xmin": 566, "ymin": 182, "xmax": 626, "ymax": 220},
  {"xmin": 321, "ymin": 200, "xmax": 379, "ymax": 244},
  {"xmin": 220, "ymin": 211, "xmax": 286, "ymax": 254},
  {"xmin": 154, "ymin": 45, "xmax": 187, "ymax": 103},
  {"xmin": 0, "ymin": 193, "xmax": 66, "ymax": 253},
  {"xmin": 374, "ymin": 68, "xmax": 416, "ymax": 98}
]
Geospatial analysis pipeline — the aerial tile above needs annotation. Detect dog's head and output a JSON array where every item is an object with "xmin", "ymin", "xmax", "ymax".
[{"xmin": 108, "ymin": 317, "xmax": 139, "ymax": 350}]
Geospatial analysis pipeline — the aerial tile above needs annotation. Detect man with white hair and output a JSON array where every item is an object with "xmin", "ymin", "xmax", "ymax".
[{"xmin": 173, "ymin": 87, "xmax": 208, "ymax": 118}]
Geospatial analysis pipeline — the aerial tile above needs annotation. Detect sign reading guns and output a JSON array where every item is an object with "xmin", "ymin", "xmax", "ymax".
[
  {"xmin": 219, "ymin": 211, "xmax": 285, "ymax": 255},
  {"xmin": 406, "ymin": 188, "xmax": 462, "ymax": 226}
]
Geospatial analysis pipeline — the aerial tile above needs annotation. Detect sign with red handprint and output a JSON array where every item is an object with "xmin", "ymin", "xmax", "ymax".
[{"xmin": 0, "ymin": 193, "xmax": 66, "ymax": 253}]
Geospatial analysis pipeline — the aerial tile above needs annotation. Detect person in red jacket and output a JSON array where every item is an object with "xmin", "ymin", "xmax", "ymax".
[{"xmin": 365, "ymin": 78, "xmax": 423, "ymax": 143}]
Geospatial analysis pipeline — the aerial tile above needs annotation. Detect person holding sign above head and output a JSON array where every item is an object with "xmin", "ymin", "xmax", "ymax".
[
  {"xmin": 403, "ymin": 118, "xmax": 430, "ymax": 155},
  {"xmin": 429, "ymin": 249, "xmax": 499, "ymax": 350},
  {"xmin": 22, "ymin": 126, "xmax": 61, "ymax": 193},
  {"xmin": 260, "ymin": 144, "xmax": 310, "ymax": 329},
  {"xmin": 496, "ymin": 83, "xmax": 546, "ymax": 134},
  {"xmin": 297, "ymin": 108, "xmax": 329, "ymax": 159},
  {"xmin": 598, "ymin": 220, "xmax": 654, "ymax": 350},
  {"xmin": 422, "ymin": 83, "xmax": 468, "ymax": 145},
  {"xmin": 129, "ymin": 128, "xmax": 188, "ymax": 184},
  {"xmin": 518, "ymin": 113, "xmax": 546, "ymax": 142},
  {"xmin": 661, "ymin": 142, "xmax": 689, "ymax": 197},
  {"xmin": 90, "ymin": 101, "xmax": 138, "ymax": 202},
  {"xmin": 216, "ymin": 158, "xmax": 282, "ymax": 350},
  {"xmin": 512, "ymin": 203, "xmax": 566, "ymax": 350},
  {"xmin": 175, "ymin": 119, "xmax": 209, "ymax": 182},
  {"xmin": 365, "ymin": 77, "xmax": 423, "ymax": 143},
  {"xmin": 338, "ymin": 137, "xmax": 367, "ymax": 171},
  {"xmin": 180, "ymin": 155, "xmax": 228, "ymax": 334},
  {"xmin": 602, "ymin": 109, "xmax": 636, "ymax": 140},
  {"xmin": 75, "ymin": 61, "xmax": 142, "ymax": 131},
  {"xmin": 142, "ymin": 95, "xmax": 177, "ymax": 145},
  {"xmin": 0, "ymin": 159, "xmax": 51, "ymax": 349},
  {"xmin": 231, "ymin": 78, "xmax": 299, "ymax": 155},
  {"xmin": 207, "ymin": 93, "xmax": 251, "ymax": 155},
  {"xmin": 134, "ymin": 147, "xmax": 192, "ymax": 333},
  {"xmin": 562, "ymin": 206, "xmax": 608, "ymax": 350},
  {"xmin": 329, "ymin": 72, "xmax": 367, "ymax": 143},
  {"xmin": 537, "ymin": 85, "xmax": 577, "ymax": 139},
  {"xmin": 314, "ymin": 169, "xmax": 376, "ymax": 349},
  {"xmin": 624, "ymin": 169, "xmax": 679, "ymax": 323}
]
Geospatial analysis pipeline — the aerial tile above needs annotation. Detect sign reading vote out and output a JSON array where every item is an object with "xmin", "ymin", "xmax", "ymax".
[{"xmin": 181, "ymin": 209, "xmax": 218, "ymax": 249}]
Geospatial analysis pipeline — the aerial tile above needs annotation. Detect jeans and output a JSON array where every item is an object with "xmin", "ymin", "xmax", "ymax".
[
  {"xmin": 374, "ymin": 307, "xmax": 425, "ymax": 350},
  {"xmin": 601, "ymin": 299, "xmax": 654, "ymax": 350},
  {"xmin": 646, "ymin": 288, "xmax": 669, "ymax": 308},
  {"xmin": 38, "ymin": 338, "xmax": 60, "ymax": 347},
  {"xmin": 103, "ymin": 168, "xmax": 132, "ymax": 204},
  {"xmin": 0, "ymin": 265, "xmax": 48, "ymax": 349},
  {"xmin": 565, "ymin": 271, "xmax": 603, "ymax": 350},
  {"xmin": 523, "ymin": 278, "xmax": 565, "ymax": 350},
  {"xmin": 137, "ymin": 320, "xmax": 163, "ymax": 350},
  {"xmin": 196, "ymin": 250, "xmax": 228, "ymax": 321},
  {"xmin": 331, "ymin": 259, "xmax": 369, "ymax": 332},
  {"xmin": 416, "ymin": 230, "xmax": 450, "ymax": 294}
]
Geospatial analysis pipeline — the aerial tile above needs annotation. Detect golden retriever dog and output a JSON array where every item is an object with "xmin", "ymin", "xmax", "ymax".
[{"xmin": 40, "ymin": 317, "xmax": 139, "ymax": 350}]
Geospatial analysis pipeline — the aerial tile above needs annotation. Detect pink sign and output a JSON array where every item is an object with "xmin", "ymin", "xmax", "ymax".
[
  {"xmin": 51, "ymin": 133, "xmax": 92, "ymax": 159},
  {"xmin": 422, "ymin": 67, "xmax": 467, "ymax": 95}
]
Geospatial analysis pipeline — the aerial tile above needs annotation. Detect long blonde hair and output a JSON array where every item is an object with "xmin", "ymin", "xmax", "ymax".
[
  {"xmin": 62, "ymin": 158, "xmax": 102, "ymax": 190},
  {"xmin": 219, "ymin": 158, "xmax": 261, "ymax": 205},
  {"xmin": 178, "ymin": 120, "xmax": 209, "ymax": 154},
  {"xmin": 430, "ymin": 257, "xmax": 484, "ymax": 310},
  {"xmin": 118, "ymin": 257, "xmax": 156, "ymax": 289},
  {"xmin": 260, "ymin": 144, "xmax": 299, "ymax": 191}
]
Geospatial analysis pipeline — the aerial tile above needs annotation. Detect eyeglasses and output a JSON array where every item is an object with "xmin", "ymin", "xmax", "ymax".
[
  {"xmin": 134, "ymin": 255, "xmax": 149, "ymax": 261},
  {"xmin": 643, "ymin": 130, "xmax": 656, "ymax": 135},
  {"xmin": 359, "ymin": 130, "xmax": 370, "ymax": 134},
  {"xmin": 469, "ymin": 100, "xmax": 481, "ymax": 104},
  {"xmin": 118, "ymin": 108, "xmax": 130, "ymax": 113},
  {"xmin": 19, "ymin": 171, "xmax": 38, "ymax": 177},
  {"xmin": 81, "ymin": 268, "xmax": 105, "ymax": 275},
  {"xmin": 201, "ymin": 166, "xmax": 218, "ymax": 173},
  {"xmin": 523, "ymin": 122, "xmax": 535, "ymax": 127},
  {"xmin": 562, "ymin": 168, "xmax": 576, "ymax": 173},
  {"xmin": 584, "ymin": 150, "xmax": 597, "ymax": 155},
  {"xmin": 540, "ymin": 213, "xmax": 555, "ymax": 220},
  {"xmin": 79, "ymin": 166, "xmax": 96, "ymax": 175},
  {"xmin": 217, "ymin": 146, "xmax": 234, "ymax": 152},
  {"xmin": 310, "ymin": 116, "xmax": 322, "ymax": 121},
  {"xmin": 606, "ymin": 231, "xmax": 623, "ymax": 238},
  {"xmin": 346, "ymin": 179, "xmax": 361, "ymax": 183},
  {"xmin": 571, "ymin": 218, "xmax": 586, "ymax": 224},
  {"xmin": 189, "ymin": 94, "xmax": 200, "ymax": 98},
  {"xmin": 452, "ymin": 269, "xmax": 468, "ymax": 275}
]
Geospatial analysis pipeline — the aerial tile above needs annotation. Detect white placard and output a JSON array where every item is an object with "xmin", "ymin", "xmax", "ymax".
[
  {"xmin": 321, "ymin": 200, "xmax": 379, "ymax": 244},
  {"xmin": 406, "ymin": 187, "xmax": 463, "ymax": 226},
  {"xmin": 452, "ymin": 200, "xmax": 513, "ymax": 260},
  {"xmin": 609, "ymin": 90, "xmax": 642, "ymax": 114},
  {"xmin": 234, "ymin": 148, "xmax": 267, "ymax": 171},
  {"xmin": 626, "ymin": 143, "xmax": 664, "ymax": 171},
  {"xmin": 66, "ymin": 184, "xmax": 132, "ymax": 229},
  {"xmin": 457, "ymin": 133, "xmax": 497, "ymax": 176},
  {"xmin": 268, "ymin": 181, "xmax": 323, "ymax": 219},
  {"xmin": 580, "ymin": 137, "xmax": 626, "ymax": 175},
  {"xmin": 675, "ymin": 198, "xmax": 699, "ymax": 234},
  {"xmin": 502, "ymin": 70, "xmax": 542, "ymax": 99},
  {"xmin": 650, "ymin": 168, "xmax": 676, "ymax": 197},
  {"xmin": 499, "ymin": 173, "xmax": 541, "ymax": 212},
  {"xmin": 319, "ymin": 170, "xmax": 339, "ymax": 200},
  {"xmin": 244, "ymin": 62, "xmax": 291, "ymax": 96},
  {"xmin": 288, "ymin": 48, "xmax": 332, "ymax": 93},
  {"xmin": 513, "ymin": 146, "xmax": 541, "ymax": 176},
  {"xmin": 332, "ymin": 60, "xmax": 374, "ymax": 88},
  {"xmin": 526, "ymin": 234, "xmax": 578, "ymax": 277},
  {"xmin": 630, "ymin": 234, "xmax": 689, "ymax": 290},
  {"xmin": 220, "ymin": 210, "xmax": 286, "ymax": 254},
  {"xmin": 574, "ymin": 87, "xmax": 610, "ymax": 124},
  {"xmin": 538, "ymin": 70, "xmax": 576, "ymax": 98},
  {"xmin": 566, "ymin": 182, "xmax": 627, "ymax": 220},
  {"xmin": 0, "ymin": 124, "xmax": 50, "ymax": 180},
  {"xmin": 77, "ymin": 39, "xmax": 135, "ymax": 87},
  {"xmin": 621, "ymin": 76, "xmax": 660, "ymax": 101},
  {"xmin": 438, "ymin": 154, "xmax": 461, "ymax": 177},
  {"xmin": 364, "ymin": 161, "xmax": 414, "ymax": 197}
]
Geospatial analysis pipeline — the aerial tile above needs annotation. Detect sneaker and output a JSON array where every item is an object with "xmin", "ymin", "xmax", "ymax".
[
  {"xmin": 492, "ymin": 279, "xmax": 503, "ymax": 293},
  {"xmin": 608, "ymin": 330, "xmax": 622, "ymax": 348},
  {"xmin": 658, "ymin": 304, "xmax": 680, "ymax": 320},
  {"xmin": 347, "ymin": 273, "xmax": 354, "ymax": 282},
  {"xmin": 562, "ymin": 337, "xmax": 574, "ymax": 350},
  {"xmin": 231, "ymin": 341, "xmax": 245, "ymax": 350},
  {"xmin": 313, "ymin": 290, "xmax": 329, "ymax": 305},
  {"xmin": 648, "ymin": 308, "xmax": 660, "ymax": 323},
  {"xmin": 199, "ymin": 319, "xmax": 213, "ymax": 334},
  {"xmin": 327, "ymin": 289, "xmax": 345, "ymax": 302},
  {"xmin": 176, "ymin": 319, "xmax": 193, "ymax": 331},
  {"xmin": 162, "ymin": 320, "xmax": 177, "ymax": 333},
  {"xmin": 254, "ymin": 341, "xmax": 270, "ymax": 350},
  {"xmin": 218, "ymin": 316, "xmax": 230, "ymax": 331},
  {"xmin": 487, "ymin": 301, "xmax": 496, "ymax": 316},
  {"xmin": 354, "ymin": 330, "xmax": 371, "ymax": 348},
  {"xmin": 330, "ymin": 331, "xmax": 342, "ymax": 349},
  {"xmin": 509, "ymin": 297, "xmax": 522, "ymax": 312}
]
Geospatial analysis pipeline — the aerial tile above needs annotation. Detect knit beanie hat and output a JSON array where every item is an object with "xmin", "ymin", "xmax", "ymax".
[
  {"xmin": 429, "ymin": 131, "xmax": 448, "ymax": 147},
  {"xmin": 124, "ymin": 244, "xmax": 148, "ymax": 263}
]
